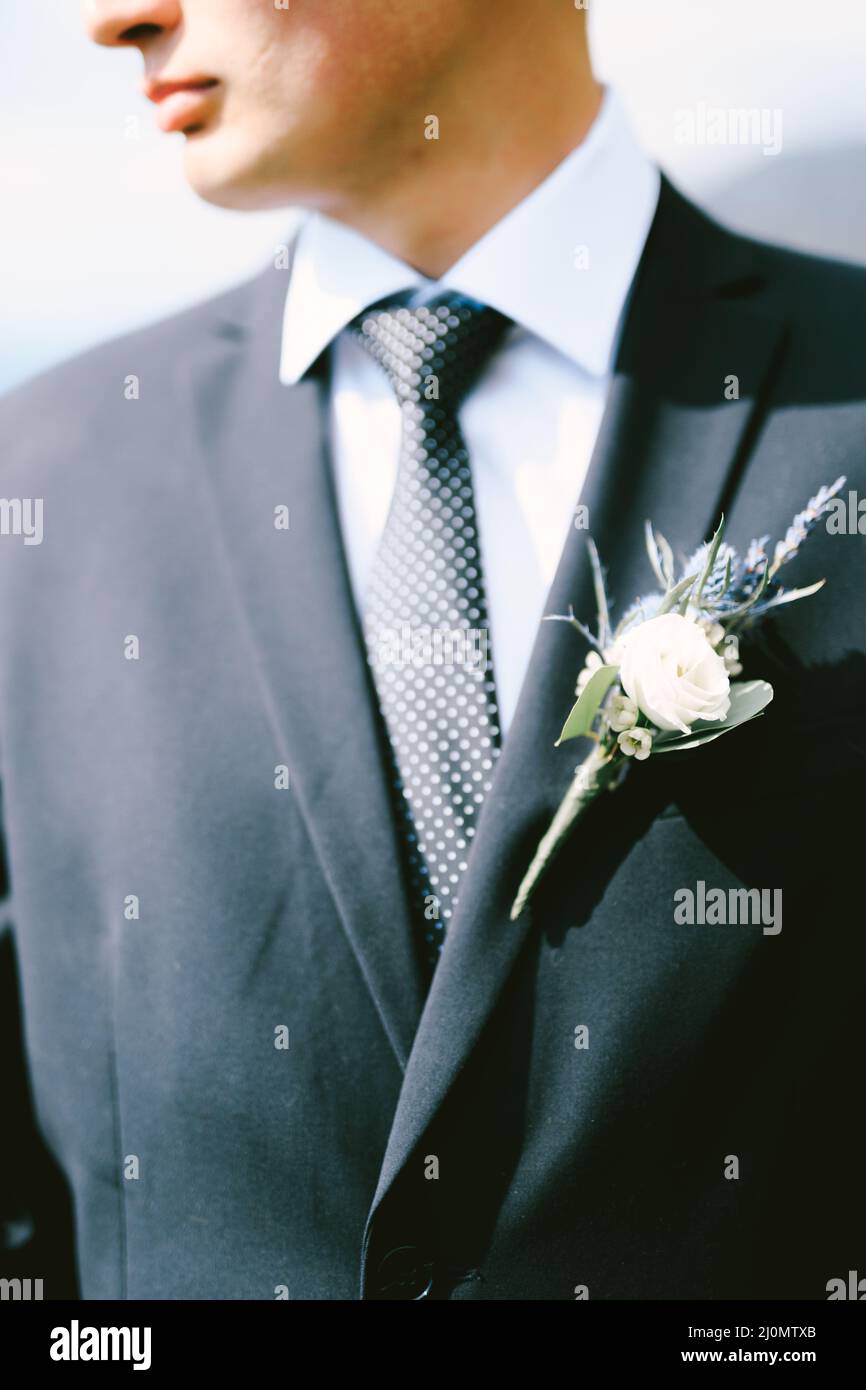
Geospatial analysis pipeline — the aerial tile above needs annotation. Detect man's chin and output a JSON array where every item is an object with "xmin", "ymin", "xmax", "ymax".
[{"xmin": 181, "ymin": 135, "xmax": 298, "ymax": 212}]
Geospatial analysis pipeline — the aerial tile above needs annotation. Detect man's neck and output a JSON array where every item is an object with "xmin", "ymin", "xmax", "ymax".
[{"xmin": 316, "ymin": 30, "xmax": 603, "ymax": 279}]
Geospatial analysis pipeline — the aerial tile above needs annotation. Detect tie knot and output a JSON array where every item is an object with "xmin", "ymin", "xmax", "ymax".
[{"xmin": 350, "ymin": 292, "xmax": 511, "ymax": 407}]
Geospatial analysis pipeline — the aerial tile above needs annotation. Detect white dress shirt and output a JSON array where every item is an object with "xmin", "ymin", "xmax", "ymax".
[{"xmin": 280, "ymin": 89, "xmax": 659, "ymax": 737}]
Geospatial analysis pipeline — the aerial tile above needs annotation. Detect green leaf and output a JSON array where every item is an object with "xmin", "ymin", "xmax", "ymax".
[
  {"xmin": 556, "ymin": 664, "xmax": 618, "ymax": 745},
  {"xmin": 719, "ymin": 551, "xmax": 732, "ymax": 601},
  {"xmin": 644, "ymin": 523, "xmax": 676, "ymax": 591},
  {"xmin": 644, "ymin": 521, "xmax": 667, "ymax": 590},
  {"xmin": 711, "ymin": 561, "xmax": 769, "ymax": 618},
  {"xmin": 694, "ymin": 515, "xmax": 726, "ymax": 606},
  {"xmin": 751, "ymin": 579, "xmax": 826, "ymax": 612},
  {"xmin": 587, "ymin": 538, "xmax": 611, "ymax": 649},
  {"xmin": 652, "ymin": 679, "xmax": 774, "ymax": 754},
  {"xmin": 657, "ymin": 530, "xmax": 675, "ymax": 589},
  {"xmin": 657, "ymin": 571, "xmax": 698, "ymax": 615},
  {"xmin": 664, "ymin": 530, "xmax": 678, "ymax": 586}
]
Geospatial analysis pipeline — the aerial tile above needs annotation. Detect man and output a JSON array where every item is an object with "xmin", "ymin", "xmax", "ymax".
[{"xmin": 1, "ymin": 0, "xmax": 863, "ymax": 1301}]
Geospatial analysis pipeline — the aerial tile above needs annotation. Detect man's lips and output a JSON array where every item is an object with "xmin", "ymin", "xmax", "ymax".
[{"xmin": 141, "ymin": 77, "xmax": 220, "ymax": 134}]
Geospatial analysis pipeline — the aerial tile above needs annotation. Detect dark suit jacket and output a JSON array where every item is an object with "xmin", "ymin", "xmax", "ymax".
[{"xmin": 1, "ymin": 178, "xmax": 864, "ymax": 1300}]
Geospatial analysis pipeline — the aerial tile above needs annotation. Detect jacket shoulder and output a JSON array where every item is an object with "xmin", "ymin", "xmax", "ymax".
[
  {"xmin": 0, "ymin": 268, "xmax": 270, "ymax": 467},
  {"xmin": 674, "ymin": 178, "xmax": 866, "ymax": 324},
  {"xmin": 746, "ymin": 230, "xmax": 866, "ymax": 326}
]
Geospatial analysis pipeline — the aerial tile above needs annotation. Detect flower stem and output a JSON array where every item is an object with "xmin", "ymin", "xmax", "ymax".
[{"xmin": 509, "ymin": 745, "xmax": 616, "ymax": 921}]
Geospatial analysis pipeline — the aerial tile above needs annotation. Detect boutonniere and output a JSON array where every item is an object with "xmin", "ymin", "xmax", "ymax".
[{"xmin": 510, "ymin": 476, "xmax": 846, "ymax": 920}]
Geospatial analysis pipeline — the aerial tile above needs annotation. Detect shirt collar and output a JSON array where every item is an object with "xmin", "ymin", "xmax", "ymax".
[{"xmin": 279, "ymin": 88, "xmax": 660, "ymax": 385}]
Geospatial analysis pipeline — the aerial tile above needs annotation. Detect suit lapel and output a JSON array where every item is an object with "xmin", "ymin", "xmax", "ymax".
[
  {"xmin": 184, "ymin": 265, "xmax": 427, "ymax": 1068},
  {"xmin": 364, "ymin": 179, "xmax": 788, "ymax": 1244}
]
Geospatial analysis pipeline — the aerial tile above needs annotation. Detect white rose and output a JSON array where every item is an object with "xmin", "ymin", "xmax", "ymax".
[{"xmin": 618, "ymin": 613, "xmax": 731, "ymax": 734}]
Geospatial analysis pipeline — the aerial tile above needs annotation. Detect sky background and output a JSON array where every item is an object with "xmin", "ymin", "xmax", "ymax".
[{"xmin": 3, "ymin": 0, "xmax": 866, "ymax": 394}]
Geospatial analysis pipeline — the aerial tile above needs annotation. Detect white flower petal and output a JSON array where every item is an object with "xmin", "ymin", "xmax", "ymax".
[{"xmin": 618, "ymin": 613, "xmax": 730, "ymax": 733}]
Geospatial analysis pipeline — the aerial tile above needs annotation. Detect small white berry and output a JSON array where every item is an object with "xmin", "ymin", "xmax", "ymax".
[
  {"xmin": 606, "ymin": 692, "xmax": 639, "ymax": 732},
  {"xmin": 617, "ymin": 726, "xmax": 654, "ymax": 761}
]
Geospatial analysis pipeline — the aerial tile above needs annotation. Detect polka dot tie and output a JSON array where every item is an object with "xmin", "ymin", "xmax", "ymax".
[{"xmin": 350, "ymin": 293, "xmax": 512, "ymax": 971}]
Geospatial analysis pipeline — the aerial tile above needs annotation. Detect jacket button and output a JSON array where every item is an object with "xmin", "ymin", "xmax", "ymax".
[{"xmin": 373, "ymin": 1245, "xmax": 434, "ymax": 1300}]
